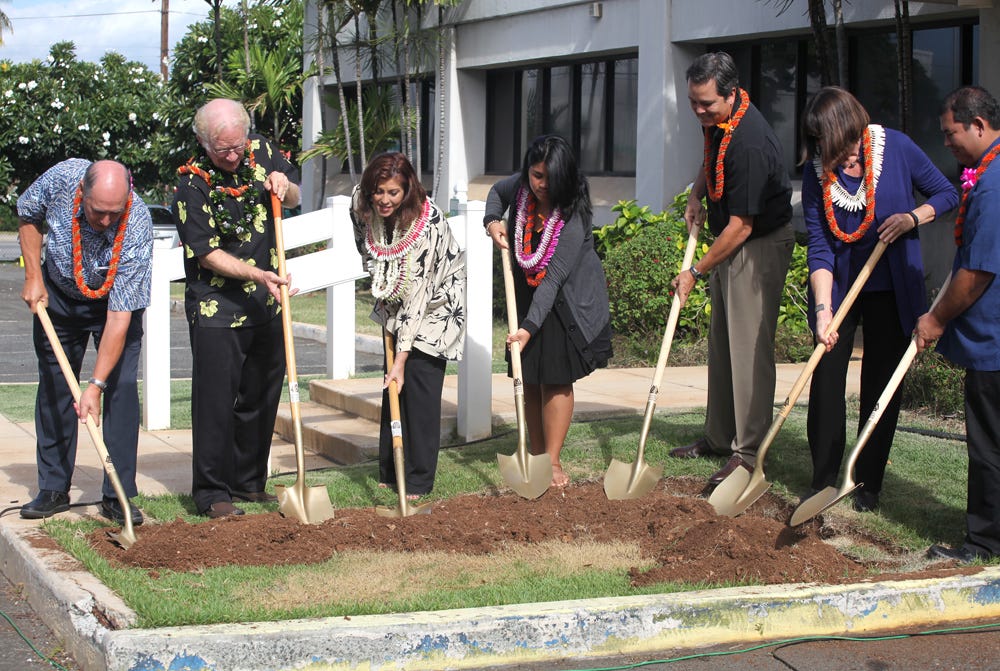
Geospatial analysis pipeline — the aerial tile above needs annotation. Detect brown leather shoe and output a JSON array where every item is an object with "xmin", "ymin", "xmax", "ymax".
[
  {"xmin": 203, "ymin": 501, "xmax": 246, "ymax": 518},
  {"xmin": 669, "ymin": 438, "xmax": 715, "ymax": 459},
  {"xmin": 708, "ymin": 455, "xmax": 752, "ymax": 486}
]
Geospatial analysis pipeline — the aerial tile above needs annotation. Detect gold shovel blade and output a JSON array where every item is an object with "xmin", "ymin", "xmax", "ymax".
[
  {"xmin": 497, "ymin": 452, "xmax": 552, "ymax": 500},
  {"xmin": 106, "ymin": 529, "xmax": 136, "ymax": 550},
  {"xmin": 603, "ymin": 459, "xmax": 663, "ymax": 500},
  {"xmin": 708, "ymin": 468, "xmax": 752, "ymax": 517},
  {"xmin": 788, "ymin": 483, "xmax": 860, "ymax": 526},
  {"xmin": 275, "ymin": 483, "xmax": 336, "ymax": 524},
  {"xmin": 375, "ymin": 501, "xmax": 433, "ymax": 518}
]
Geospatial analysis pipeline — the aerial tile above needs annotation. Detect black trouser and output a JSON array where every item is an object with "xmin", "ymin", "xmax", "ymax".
[
  {"xmin": 190, "ymin": 318, "xmax": 285, "ymax": 513},
  {"xmin": 33, "ymin": 269, "xmax": 143, "ymax": 499},
  {"xmin": 379, "ymin": 347, "xmax": 446, "ymax": 495},
  {"xmin": 807, "ymin": 291, "xmax": 910, "ymax": 494},
  {"xmin": 965, "ymin": 369, "xmax": 1000, "ymax": 556}
]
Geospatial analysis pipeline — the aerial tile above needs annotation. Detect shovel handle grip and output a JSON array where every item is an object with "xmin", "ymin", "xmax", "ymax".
[{"xmin": 499, "ymin": 243, "xmax": 523, "ymax": 379}]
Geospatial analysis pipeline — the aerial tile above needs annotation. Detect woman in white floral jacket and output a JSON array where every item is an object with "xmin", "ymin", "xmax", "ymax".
[{"xmin": 351, "ymin": 152, "xmax": 466, "ymax": 498}]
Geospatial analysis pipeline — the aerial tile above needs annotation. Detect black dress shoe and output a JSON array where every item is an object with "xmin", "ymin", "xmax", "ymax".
[
  {"xmin": 231, "ymin": 490, "xmax": 278, "ymax": 503},
  {"xmin": 852, "ymin": 490, "xmax": 879, "ymax": 513},
  {"xmin": 20, "ymin": 490, "xmax": 70, "ymax": 519},
  {"xmin": 100, "ymin": 498, "xmax": 144, "ymax": 526},
  {"xmin": 202, "ymin": 501, "xmax": 245, "ymax": 519},
  {"xmin": 708, "ymin": 455, "xmax": 752, "ymax": 486},
  {"xmin": 669, "ymin": 438, "xmax": 715, "ymax": 459},
  {"xmin": 927, "ymin": 544, "xmax": 992, "ymax": 564}
]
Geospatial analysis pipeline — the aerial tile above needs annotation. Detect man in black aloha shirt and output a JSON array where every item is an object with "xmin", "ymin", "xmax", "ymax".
[{"xmin": 172, "ymin": 98, "xmax": 300, "ymax": 518}]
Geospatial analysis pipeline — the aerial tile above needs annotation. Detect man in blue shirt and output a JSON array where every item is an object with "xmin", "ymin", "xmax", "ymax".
[
  {"xmin": 17, "ymin": 159, "xmax": 152, "ymax": 524},
  {"xmin": 917, "ymin": 86, "xmax": 1000, "ymax": 563}
]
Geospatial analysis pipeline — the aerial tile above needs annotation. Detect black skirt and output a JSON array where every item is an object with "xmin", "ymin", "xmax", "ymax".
[{"xmin": 507, "ymin": 285, "xmax": 612, "ymax": 386}]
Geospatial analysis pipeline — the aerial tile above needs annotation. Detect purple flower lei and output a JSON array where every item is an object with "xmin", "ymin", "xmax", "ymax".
[{"xmin": 513, "ymin": 187, "xmax": 565, "ymax": 272}]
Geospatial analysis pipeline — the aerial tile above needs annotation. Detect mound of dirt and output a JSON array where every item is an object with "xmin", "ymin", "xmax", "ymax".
[{"xmin": 89, "ymin": 478, "xmax": 889, "ymax": 587}]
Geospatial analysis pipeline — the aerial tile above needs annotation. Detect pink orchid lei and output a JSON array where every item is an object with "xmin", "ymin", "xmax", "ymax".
[
  {"xmin": 961, "ymin": 167, "xmax": 978, "ymax": 192},
  {"xmin": 513, "ymin": 187, "xmax": 565, "ymax": 273}
]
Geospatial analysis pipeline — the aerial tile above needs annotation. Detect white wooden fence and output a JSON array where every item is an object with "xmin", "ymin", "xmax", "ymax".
[{"xmin": 141, "ymin": 196, "xmax": 494, "ymax": 441}]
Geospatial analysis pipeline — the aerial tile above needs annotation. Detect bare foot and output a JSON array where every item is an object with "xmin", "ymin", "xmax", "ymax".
[
  {"xmin": 377, "ymin": 482, "xmax": 389, "ymax": 489},
  {"xmin": 550, "ymin": 464, "xmax": 569, "ymax": 488}
]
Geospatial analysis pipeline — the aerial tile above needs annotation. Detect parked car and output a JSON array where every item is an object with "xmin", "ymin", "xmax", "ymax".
[{"xmin": 149, "ymin": 204, "xmax": 179, "ymax": 248}]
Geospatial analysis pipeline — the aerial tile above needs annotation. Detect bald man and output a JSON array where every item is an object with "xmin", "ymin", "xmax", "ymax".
[
  {"xmin": 18, "ymin": 159, "xmax": 153, "ymax": 524},
  {"xmin": 173, "ymin": 98, "xmax": 300, "ymax": 518}
]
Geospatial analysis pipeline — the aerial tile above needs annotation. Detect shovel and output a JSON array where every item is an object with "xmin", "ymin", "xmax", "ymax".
[
  {"xmin": 605, "ymin": 225, "xmax": 702, "ymax": 499},
  {"xmin": 35, "ymin": 303, "xmax": 136, "ymax": 549},
  {"xmin": 497, "ymin": 241, "xmax": 552, "ymax": 498},
  {"xmin": 790, "ymin": 272, "xmax": 953, "ymax": 526},
  {"xmin": 270, "ymin": 194, "xmax": 336, "ymax": 524},
  {"xmin": 710, "ymin": 240, "xmax": 888, "ymax": 517},
  {"xmin": 375, "ymin": 329, "xmax": 432, "ymax": 518}
]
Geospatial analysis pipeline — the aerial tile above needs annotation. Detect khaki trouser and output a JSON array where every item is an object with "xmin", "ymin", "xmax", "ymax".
[{"xmin": 703, "ymin": 222, "xmax": 794, "ymax": 465}]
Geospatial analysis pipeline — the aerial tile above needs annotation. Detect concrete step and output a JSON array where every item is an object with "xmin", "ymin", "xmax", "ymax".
[
  {"xmin": 273, "ymin": 402, "xmax": 381, "ymax": 465},
  {"xmin": 309, "ymin": 377, "xmax": 460, "ymax": 441}
]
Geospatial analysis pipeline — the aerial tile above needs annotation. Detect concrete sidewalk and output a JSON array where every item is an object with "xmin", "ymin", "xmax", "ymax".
[{"xmin": 3, "ymin": 362, "xmax": 1000, "ymax": 671}]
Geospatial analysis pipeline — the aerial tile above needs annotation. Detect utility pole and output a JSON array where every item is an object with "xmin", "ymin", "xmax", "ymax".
[{"xmin": 160, "ymin": 0, "xmax": 169, "ymax": 80}]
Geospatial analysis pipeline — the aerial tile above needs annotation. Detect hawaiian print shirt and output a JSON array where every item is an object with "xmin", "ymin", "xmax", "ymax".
[
  {"xmin": 172, "ymin": 134, "xmax": 299, "ymax": 329},
  {"xmin": 17, "ymin": 158, "xmax": 153, "ymax": 313}
]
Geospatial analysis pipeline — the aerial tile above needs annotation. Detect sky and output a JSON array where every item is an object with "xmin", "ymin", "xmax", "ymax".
[{"xmin": 0, "ymin": 0, "xmax": 221, "ymax": 73}]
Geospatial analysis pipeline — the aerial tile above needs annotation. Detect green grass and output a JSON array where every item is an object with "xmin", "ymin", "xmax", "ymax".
[{"xmin": 28, "ymin": 406, "xmax": 987, "ymax": 628}]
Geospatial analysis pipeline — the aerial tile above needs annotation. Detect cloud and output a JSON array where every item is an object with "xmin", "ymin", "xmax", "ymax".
[{"xmin": 0, "ymin": 0, "xmax": 209, "ymax": 72}]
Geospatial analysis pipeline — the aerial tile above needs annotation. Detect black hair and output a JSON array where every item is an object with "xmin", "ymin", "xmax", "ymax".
[{"xmin": 519, "ymin": 135, "xmax": 592, "ymax": 221}]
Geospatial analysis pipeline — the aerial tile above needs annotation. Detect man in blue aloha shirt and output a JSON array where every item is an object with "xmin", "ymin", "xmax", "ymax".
[{"xmin": 18, "ymin": 159, "xmax": 153, "ymax": 525}]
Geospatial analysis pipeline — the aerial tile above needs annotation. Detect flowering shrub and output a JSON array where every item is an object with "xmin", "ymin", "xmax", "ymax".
[{"xmin": 901, "ymin": 349, "xmax": 965, "ymax": 417}]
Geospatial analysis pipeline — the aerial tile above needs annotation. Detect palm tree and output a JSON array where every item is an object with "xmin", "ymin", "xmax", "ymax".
[{"xmin": 0, "ymin": 4, "xmax": 13, "ymax": 46}]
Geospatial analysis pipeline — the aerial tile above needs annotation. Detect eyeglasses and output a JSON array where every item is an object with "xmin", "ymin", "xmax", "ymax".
[{"xmin": 208, "ymin": 139, "xmax": 247, "ymax": 157}]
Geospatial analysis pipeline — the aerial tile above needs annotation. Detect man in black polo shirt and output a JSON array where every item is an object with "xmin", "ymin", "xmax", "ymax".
[{"xmin": 669, "ymin": 52, "xmax": 794, "ymax": 486}]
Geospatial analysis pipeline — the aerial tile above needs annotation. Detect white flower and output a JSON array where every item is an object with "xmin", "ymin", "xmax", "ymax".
[
  {"xmin": 3, "ymin": 90, "xmax": 12, "ymax": 98},
  {"xmin": 102, "ymin": 131, "xmax": 110, "ymax": 141},
  {"xmin": 132, "ymin": 78, "xmax": 145, "ymax": 84},
  {"xmin": 275, "ymin": 7, "xmax": 283, "ymax": 15},
  {"xmin": 46, "ymin": 55, "xmax": 54, "ymax": 63},
  {"xmin": 26, "ymin": 80, "xmax": 37, "ymax": 90},
  {"xmin": 197, "ymin": 36, "xmax": 208, "ymax": 43},
  {"xmin": 103, "ymin": 139, "xmax": 110, "ymax": 147},
  {"xmin": 18, "ymin": 136, "xmax": 29, "ymax": 144},
  {"xmin": 273, "ymin": 19, "xmax": 281, "ymax": 28},
  {"xmin": 53, "ymin": 124, "xmax": 62, "ymax": 134},
  {"xmin": 128, "ymin": 112, "xmax": 137, "ymax": 122},
  {"xmin": 144, "ymin": 141, "xmax": 151, "ymax": 150},
  {"xmin": 17, "ymin": 82, "xmax": 25, "ymax": 90},
  {"xmin": 78, "ymin": 123, "xmax": 89, "ymax": 131},
  {"xmin": 152, "ymin": 112, "xmax": 161, "ymax": 121},
  {"xmin": 50, "ymin": 99, "xmax": 64, "ymax": 109}
]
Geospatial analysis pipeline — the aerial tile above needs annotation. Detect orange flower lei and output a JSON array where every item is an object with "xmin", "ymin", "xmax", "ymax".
[
  {"xmin": 822, "ymin": 127, "xmax": 875, "ymax": 244},
  {"xmin": 177, "ymin": 141, "xmax": 256, "ymax": 196},
  {"xmin": 71, "ymin": 183, "xmax": 132, "ymax": 299},
  {"xmin": 954, "ymin": 142, "xmax": 1000, "ymax": 247},
  {"xmin": 704, "ymin": 88, "xmax": 750, "ymax": 202},
  {"xmin": 522, "ymin": 198, "xmax": 547, "ymax": 287}
]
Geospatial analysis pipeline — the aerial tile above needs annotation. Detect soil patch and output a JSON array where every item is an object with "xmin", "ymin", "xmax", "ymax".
[{"xmin": 87, "ymin": 478, "xmax": 975, "ymax": 589}]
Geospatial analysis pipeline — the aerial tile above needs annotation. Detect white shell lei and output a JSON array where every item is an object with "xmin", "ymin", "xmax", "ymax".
[
  {"xmin": 365, "ymin": 199, "xmax": 430, "ymax": 302},
  {"xmin": 812, "ymin": 124, "xmax": 885, "ymax": 212},
  {"xmin": 513, "ymin": 187, "xmax": 564, "ymax": 272}
]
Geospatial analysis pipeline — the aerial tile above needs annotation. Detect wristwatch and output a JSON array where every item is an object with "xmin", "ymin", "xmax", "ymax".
[
  {"xmin": 689, "ymin": 265, "xmax": 704, "ymax": 281},
  {"xmin": 88, "ymin": 377, "xmax": 108, "ymax": 392}
]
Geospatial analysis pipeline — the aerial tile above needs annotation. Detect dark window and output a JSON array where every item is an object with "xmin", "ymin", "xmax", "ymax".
[{"xmin": 486, "ymin": 56, "xmax": 638, "ymax": 175}]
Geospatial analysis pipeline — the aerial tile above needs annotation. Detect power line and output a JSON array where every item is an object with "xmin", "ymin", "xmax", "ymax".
[{"xmin": 8, "ymin": 10, "xmax": 202, "ymax": 21}]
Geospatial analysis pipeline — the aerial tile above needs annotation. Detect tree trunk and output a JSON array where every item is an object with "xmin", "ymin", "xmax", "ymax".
[
  {"xmin": 315, "ymin": 3, "xmax": 329, "ymax": 207},
  {"xmin": 354, "ymin": 14, "xmax": 367, "ymax": 167},
  {"xmin": 832, "ymin": 0, "xmax": 847, "ymax": 87},
  {"xmin": 205, "ymin": 0, "xmax": 224, "ymax": 81},
  {"xmin": 431, "ymin": 18, "xmax": 449, "ymax": 202},
  {"xmin": 894, "ymin": 0, "xmax": 913, "ymax": 134},
  {"xmin": 330, "ymin": 9, "xmax": 356, "ymax": 184},
  {"xmin": 807, "ymin": 0, "xmax": 834, "ymax": 87}
]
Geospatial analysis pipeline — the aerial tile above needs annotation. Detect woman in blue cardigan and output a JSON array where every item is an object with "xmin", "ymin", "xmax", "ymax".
[{"xmin": 800, "ymin": 87, "xmax": 959, "ymax": 512}]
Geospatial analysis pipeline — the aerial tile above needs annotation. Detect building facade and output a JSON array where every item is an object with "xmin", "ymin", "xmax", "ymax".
[{"xmin": 301, "ymin": 0, "xmax": 995, "ymax": 236}]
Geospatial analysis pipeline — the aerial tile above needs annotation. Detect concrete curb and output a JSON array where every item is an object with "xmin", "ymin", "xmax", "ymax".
[{"xmin": 3, "ymin": 518, "xmax": 999, "ymax": 671}]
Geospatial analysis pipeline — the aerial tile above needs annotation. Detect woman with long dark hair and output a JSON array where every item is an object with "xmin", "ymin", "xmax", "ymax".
[
  {"xmin": 351, "ymin": 152, "xmax": 466, "ymax": 498},
  {"xmin": 485, "ymin": 135, "xmax": 613, "ymax": 489}
]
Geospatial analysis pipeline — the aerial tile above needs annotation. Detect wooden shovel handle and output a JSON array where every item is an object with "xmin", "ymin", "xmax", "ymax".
[{"xmin": 499, "ymin": 241, "xmax": 523, "ymax": 379}]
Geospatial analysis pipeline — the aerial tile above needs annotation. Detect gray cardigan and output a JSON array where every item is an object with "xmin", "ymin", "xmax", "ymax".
[{"xmin": 484, "ymin": 173, "xmax": 611, "ymax": 361}]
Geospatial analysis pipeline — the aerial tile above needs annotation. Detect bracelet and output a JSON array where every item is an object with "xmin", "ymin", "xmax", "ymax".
[
  {"xmin": 814, "ymin": 303, "xmax": 828, "ymax": 314},
  {"xmin": 485, "ymin": 219, "xmax": 502, "ymax": 237},
  {"xmin": 907, "ymin": 211, "xmax": 919, "ymax": 228},
  {"xmin": 88, "ymin": 377, "xmax": 107, "ymax": 392}
]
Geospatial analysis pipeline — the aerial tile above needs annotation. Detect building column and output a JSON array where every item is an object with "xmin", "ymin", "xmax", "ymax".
[
  {"xmin": 979, "ymin": 8, "xmax": 1000, "ymax": 98},
  {"xmin": 635, "ymin": 0, "xmax": 702, "ymax": 210}
]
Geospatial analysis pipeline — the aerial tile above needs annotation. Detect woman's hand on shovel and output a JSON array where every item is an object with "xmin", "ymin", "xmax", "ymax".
[{"xmin": 384, "ymin": 350, "xmax": 408, "ymax": 392}]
